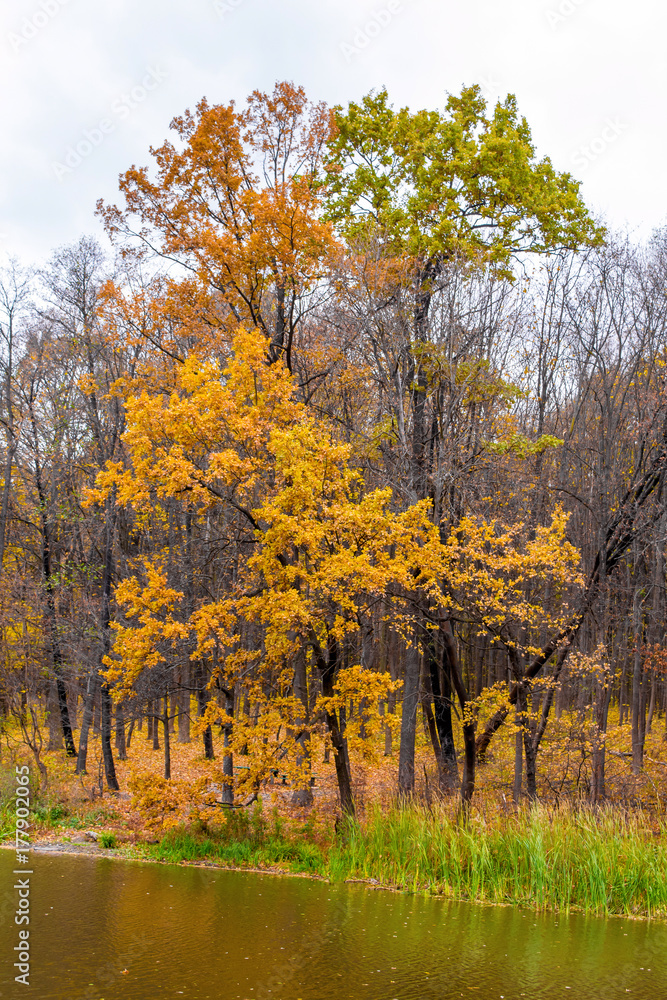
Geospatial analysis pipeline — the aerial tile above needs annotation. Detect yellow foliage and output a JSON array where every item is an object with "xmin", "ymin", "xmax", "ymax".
[
  {"xmin": 441, "ymin": 505, "xmax": 583, "ymax": 653},
  {"xmin": 316, "ymin": 665, "xmax": 402, "ymax": 763}
]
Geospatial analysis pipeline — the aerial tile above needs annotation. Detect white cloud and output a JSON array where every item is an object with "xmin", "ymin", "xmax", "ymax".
[{"xmin": 0, "ymin": 0, "xmax": 665, "ymax": 264}]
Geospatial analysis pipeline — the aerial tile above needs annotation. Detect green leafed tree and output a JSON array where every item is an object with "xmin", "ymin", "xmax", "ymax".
[
  {"xmin": 323, "ymin": 84, "xmax": 605, "ymax": 796},
  {"xmin": 324, "ymin": 84, "xmax": 603, "ymax": 272}
]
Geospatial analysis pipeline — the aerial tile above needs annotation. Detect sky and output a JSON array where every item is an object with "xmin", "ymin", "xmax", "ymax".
[{"xmin": 0, "ymin": 0, "xmax": 664, "ymax": 267}]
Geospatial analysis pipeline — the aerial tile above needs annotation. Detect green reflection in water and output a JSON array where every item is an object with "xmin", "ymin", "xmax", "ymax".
[{"xmin": 0, "ymin": 849, "xmax": 665, "ymax": 999}]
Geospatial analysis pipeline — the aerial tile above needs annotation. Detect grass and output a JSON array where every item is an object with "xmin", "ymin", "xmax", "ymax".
[
  {"xmin": 152, "ymin": 806, "xmax": 325, "ymax": 874},
  {"xmin": 0, "ymin": 796, "xmax": 14, "ymax": 841},
  {"xmin": 144, "ymin": 801, "xmax": 667, "ymax": 919},
  {"xmin": 328, "ymin": 803, "xmax": 667, "ymax": 917},
  {"xmin": 32, "ymin": 803, "xmax": 67, "ymax": 826}
]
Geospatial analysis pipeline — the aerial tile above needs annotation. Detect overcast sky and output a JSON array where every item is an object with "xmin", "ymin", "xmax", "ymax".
[{"xmin": 0, "ymin": 0, "xmax": 663, "ymax": 266}]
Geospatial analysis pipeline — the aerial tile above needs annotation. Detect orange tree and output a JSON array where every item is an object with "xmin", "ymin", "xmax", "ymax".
[
  {"xmin": 95, "ymin": 326, "xmax": 443, "ymax": 814},
  {"xmin": 97, "ymin": 81, "xmax": 338, "ymax": 372}
]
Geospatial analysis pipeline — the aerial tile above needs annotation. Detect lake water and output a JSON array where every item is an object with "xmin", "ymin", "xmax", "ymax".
[{"xmin": 1, "ymin": 849, "xmax": 665, "ymax": 999}]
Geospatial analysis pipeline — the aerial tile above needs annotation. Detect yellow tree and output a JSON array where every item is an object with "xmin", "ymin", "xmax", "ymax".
[
  {"xmin": 96, "ymin": 326, "xmax": 441, "ymax": 814},
  {"xmin": 441, "ymin": 507, "xmax": 584, "ymax": 800}
]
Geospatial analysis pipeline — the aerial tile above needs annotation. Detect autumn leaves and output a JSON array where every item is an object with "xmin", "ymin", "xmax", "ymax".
[{"xmin": 85, "ymin": 79, "xmax": 601, "ymax": 809}]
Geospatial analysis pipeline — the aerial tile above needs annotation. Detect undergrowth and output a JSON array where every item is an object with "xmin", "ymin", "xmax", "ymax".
[
  {"xmin": 149, "ymin": 801, "xmax": 667, "ymax": 918},
  {"xmin": 152, "ymin": 804, "xmax": 325, "ymax": 874}
]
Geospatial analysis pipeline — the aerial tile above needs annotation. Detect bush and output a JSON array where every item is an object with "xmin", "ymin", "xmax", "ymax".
[{"xmin": 32, "ymin": 802, "xmax": 67, "ymax": 827}]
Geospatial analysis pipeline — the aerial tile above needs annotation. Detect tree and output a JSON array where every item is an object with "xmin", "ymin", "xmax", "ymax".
[
  {"xmin": 0, "ymin": 260, "xmax": 32, "ymax": 579},
  {"xmin": 98, "ymin": 327, "xmax": 441, "ymax": 814},
  {"xmin": 97, "ymin": 81, "xmax": 337, "ymax": 372},
  {"xmin": 323, "ymin": 85, "xmax": 604, "ymax": 795}
]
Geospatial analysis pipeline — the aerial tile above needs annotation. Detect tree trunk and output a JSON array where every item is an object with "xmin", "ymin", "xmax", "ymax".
[
  {"xmin": 168, "ymin": 691, "xmax": 176, "ymax": 734},
  {"xmin": 203, "ymin": 723, "xmax": 214, "ymax": 760},
  {"xmin": 384, "ymin": 689, "xmax": 395, "ymax": 756},
  {"xmin": 115, "ymin": 701, "xmax": 127, "ymax": 761},
  {"xmin": 67, "ymin": 684, "xmax": 78, "ymax": 729},
  {"xmin": 291, "ymin": 648, "xmax": 313, "ymax": 807},
  {"xmin": 591, "ymin": 663, "xmax": 614, "ymax": 804},
  {"xmin": 513, "ymin": 689, "xmax": 524, "ymax": 804},
  {"xmin": 221, "ymin": 689, "xmax": 234, "ymax": 806},
  {"xmin": 460, "ymin": 719, "xmax": 476, "ymax": 811},
  {"xmin": 76, "ymin": 671, "xmax": 99, "ymax": 774},
  {"xmin": 523, "ymin": 714, "xmax": 538, "ymax": 801},
  {"xmin": 162, "ymin": 698, "xmax": 171, "ymax": 780},
  {"xmin": 99, "ymin": 497, "xmax": 118, "ymax": 789},
  {"xmin": 196, "ymin": 662, "xmax": 214, "ymax": 759},
  {"xmin": 46, "ymin": 682, "xmax": 63, "ymax": 751},
  {"xmin": 646, "ymin": 674, "xmax": 657, "ymax": 734},
  {"xmin": 0, "ymin": 327, "xmax": 17, "ymax": 580},
  {"xmin": 101, "ymin": 682, "xmax": 119, "ymax": 791},
  {"xmin": 631, "ymin": 587, "xmax": 645, "ymax": 774},
  {"xmin": 315, "ymin": 636, "xmax": 354, "ymax": 816},
  {"xmin": 440, "ymin": 620, "xmax": 476, "ymax": 808},
  {"xmin": 398, "ymin": 641, "xmax": 421, "ymax": 797},
  {"xmin": 152, "ymin": 702, "xmax": 160, "ymax": 750},
  {"xmin": 432, "ymin": 629, "xmax": 459, "ymax": 791},
  {"xmin": 177, "ymin": 662, "xmax": 191, "ymax": 743}
]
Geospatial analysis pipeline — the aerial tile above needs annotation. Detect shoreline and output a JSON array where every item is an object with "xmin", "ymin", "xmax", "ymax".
[
  {"xmin": 2, "ymin": 836, "xmax": 663, "ymax": 923},
  {"xmin": 2, "ymin": 838, "xmax": 387, "ymax": 886},
  {"xmin": 5, "ymin": 839, "xmax": 330, "ymax": 878}
]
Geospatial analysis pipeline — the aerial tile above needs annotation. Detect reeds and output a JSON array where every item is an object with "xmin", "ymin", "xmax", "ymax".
[
  {"xmin": 151, "ymin": 801, "xmax": 667, "ymax": 917},
  {"xmin": 328, "ymin": 803, "xmax": 667, "ymax": 917}
]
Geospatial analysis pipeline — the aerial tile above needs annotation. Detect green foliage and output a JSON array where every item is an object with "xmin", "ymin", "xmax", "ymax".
[
  {"xmin": 325, "ymin": 86, "xmax": 604, "ymax": 274},
  {"xmin": 485, "ymin": 432, "xmax": 564, "ymax": 458},
  {"xmin": 32, "ymin": 803, "xmax": 67, "ymax": 827},
  {"xmin": 149, "ymin": 802, "xmax": 667, "ymax": 917},
  {"xmin": 0, "ymin": 799, "xmax": 14, "ymax": 842},
  {"xmin": 99, "ymin": 832, "xmax": 118, "ymax": 849},
  {"xmin": 153, "ymin": 804, "xmax": 325, "ymax": 875}
]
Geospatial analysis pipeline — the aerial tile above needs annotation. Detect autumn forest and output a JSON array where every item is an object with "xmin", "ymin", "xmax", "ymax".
[{"xmin": 2, "ymin": 80, "xmax": 667, "ymax": 857}]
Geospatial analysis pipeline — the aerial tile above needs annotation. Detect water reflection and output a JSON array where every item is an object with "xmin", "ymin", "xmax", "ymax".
[{"xmin": 0, "ymin": 850, "xmax": 664, "ymax": 999}]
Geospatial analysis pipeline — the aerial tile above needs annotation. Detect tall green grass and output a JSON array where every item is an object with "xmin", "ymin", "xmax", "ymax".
[
  {"xmin": 328, "ymin": 804, "xmax": 667, "ymax": 917},
  {"xmin": 0, "ymin": 796, "xmax": 14, "ymax": 842},
  {"xmin": 147, "ymin": 801, "xmax": 667, "ymax": 918}
]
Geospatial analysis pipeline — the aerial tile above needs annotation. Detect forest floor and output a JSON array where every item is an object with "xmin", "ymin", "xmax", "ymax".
[{"xmin": 2, "ymin": 709, "xmax": 667, "ymax": 918}]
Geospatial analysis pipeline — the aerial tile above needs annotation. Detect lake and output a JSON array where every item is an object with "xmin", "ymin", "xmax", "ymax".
[{"xmin": 1, "ymin": 849, "xmax": 665, "ymax": 999}]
